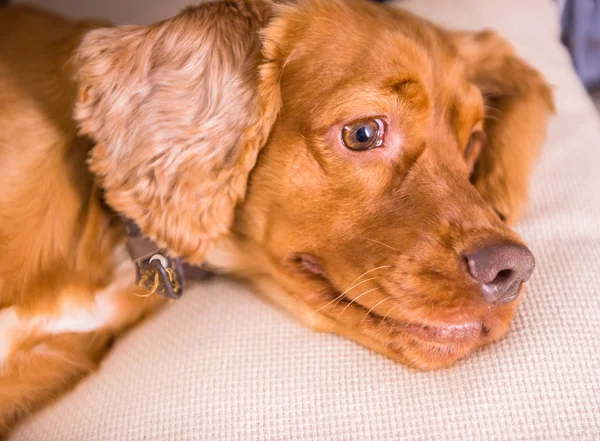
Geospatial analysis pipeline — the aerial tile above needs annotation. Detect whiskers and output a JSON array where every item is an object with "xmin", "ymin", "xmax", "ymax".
[
  {"xmin": 359, "ymin": 297, "xmax": 391, "ymax": 326},
  {"xmin": 312, "ymin": 238, "xmax": 399, "ymax": 320},
  {"xmin": 334, "ymin": 287, "xmax": 380, "ymax": 324},
  {"xmin": 313, "ymin": 265, "xmax": 390, "ymax": 314},
  {"xmin": 366, "ymin": 238, "xmax": 398, "ymax": 252},
  {"xmin": 381, "ymin": 303, "xmax": 401, "ymax": 324},
  {"xmin": 385, "ymin": 318, "xmax": 416, "ymax": 352}
]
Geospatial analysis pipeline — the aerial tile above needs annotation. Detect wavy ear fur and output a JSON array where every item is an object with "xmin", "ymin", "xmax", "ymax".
[
  {"xmin": 451, "ymin": 30, "xmax": 555, "ymax": 224},
  {"xmin": 75, "ymin": 0, "xmax": 280, "ymax": 264}
]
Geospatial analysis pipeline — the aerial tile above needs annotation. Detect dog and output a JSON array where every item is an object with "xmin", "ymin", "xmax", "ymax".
[{"xmin": 0, "ymin": 0, "xmax": 553, "ymax": 435}]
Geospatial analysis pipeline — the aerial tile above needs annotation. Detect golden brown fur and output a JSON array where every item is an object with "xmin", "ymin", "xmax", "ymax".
[{"xmin": 0, "ymin": 0, "xmax": 553, "ymax": 436}]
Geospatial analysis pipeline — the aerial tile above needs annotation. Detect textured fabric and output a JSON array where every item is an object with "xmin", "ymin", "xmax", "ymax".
[{"xmin": 9, "ymin": 0, "xmax": 600, "ymax": 440}]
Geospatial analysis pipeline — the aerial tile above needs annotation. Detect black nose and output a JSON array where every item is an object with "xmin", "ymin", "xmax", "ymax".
[{"xmin": 465, "ymin": 243, "xmax": 535, "ymax": 304}]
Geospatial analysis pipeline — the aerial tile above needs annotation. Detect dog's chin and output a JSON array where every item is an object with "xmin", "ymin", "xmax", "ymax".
[
  {"xmin": 294, "ymin": 280, "xmax": 515, "ymax": 370},
  {"xmin": 363, "ymin": 312, "xmax": 491, "ymax": 370},
  {"xmin": 324, "ymin": 288, "xmax": 514, "ymax": 370},
  {"xmin": 383, "ymin": 321, "xmax": 509, "ymax": 370},
  {"xmin": 281, "ymin": 253, "xmax": 518, "ymax": 370}
]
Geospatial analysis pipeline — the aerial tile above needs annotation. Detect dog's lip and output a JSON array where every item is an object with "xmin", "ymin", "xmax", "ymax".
[
  {"xmin": 388, "ymin": 320, "xmax": 483, "ymax": 344},
  {"xmin": 334, "ymin": 288, "xmax": 483, "ymax": 344},
  {"xmin": 288, "ymin": 258, "xmax": 486, "ymax": 346}
]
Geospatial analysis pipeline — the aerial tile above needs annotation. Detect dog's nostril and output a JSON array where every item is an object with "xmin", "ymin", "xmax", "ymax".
[
  {"xmin": 494, "ymin": 269, "xmax": 513, "ymax": 284},
  {"xmin": 465, "ymin": 242, "xmax": 535, "ymax": 304}
]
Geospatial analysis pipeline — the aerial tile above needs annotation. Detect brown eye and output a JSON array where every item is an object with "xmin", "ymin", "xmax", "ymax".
[
  {"xmin": 341, "ymin": 118, "xmax": 385, "ymax": 151},
  {"xmin": 464, "ymin": 128, "xmax": 485, "ymax": 170}
]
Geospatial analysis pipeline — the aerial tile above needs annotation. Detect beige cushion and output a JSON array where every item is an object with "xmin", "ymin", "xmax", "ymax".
[{"xmin": 10, "ymin": 0, "xmax": 600, "ymax": 440}]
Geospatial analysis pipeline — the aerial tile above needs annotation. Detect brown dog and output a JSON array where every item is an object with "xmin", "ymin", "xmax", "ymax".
[{"xmin": 0, "ymin": 0, "xmax": 553, "ymax": 435}]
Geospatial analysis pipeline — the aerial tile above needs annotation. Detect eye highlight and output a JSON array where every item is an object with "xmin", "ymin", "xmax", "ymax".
[{"xmin": 341, "ymin": 118, "xmax": 385, "ymax": 151}]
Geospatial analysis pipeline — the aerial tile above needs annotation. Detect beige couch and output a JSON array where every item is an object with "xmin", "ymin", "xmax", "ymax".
[{"xmin": 10, "ymin": 0, "xmax": 600, "ymax": 439}]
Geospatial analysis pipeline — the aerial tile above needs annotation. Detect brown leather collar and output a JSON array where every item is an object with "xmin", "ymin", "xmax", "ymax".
[{"xmin": 122, "ymin": 217, "xmax": 211, "ymax": 299}]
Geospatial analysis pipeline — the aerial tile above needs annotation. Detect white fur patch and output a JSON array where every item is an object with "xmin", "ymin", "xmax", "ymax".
[
  {"xmin": 0, "ymin": 307, "xmax": 20, "ymax": 366},
  {"xmin": 41, "ymin": 291, "xmax": 120, "ymax": 335},
  {"xmin": 0, "ymin": 246, "xmax": 135, "ymax": 366}
]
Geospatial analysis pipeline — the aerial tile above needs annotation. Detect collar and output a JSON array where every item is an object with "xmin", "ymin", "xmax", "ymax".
[{"xmin": 122, "ymin": 217, "xmax": 211, "ymax": 299}]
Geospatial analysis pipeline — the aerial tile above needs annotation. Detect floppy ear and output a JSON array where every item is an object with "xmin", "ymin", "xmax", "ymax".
[
  {"xmin": 451, "ymin": 30, "xmax": 555, "ymax": 225},
  {"xmin": 75, "ymin": 0, "xmax": 281, "ymax": 264}
]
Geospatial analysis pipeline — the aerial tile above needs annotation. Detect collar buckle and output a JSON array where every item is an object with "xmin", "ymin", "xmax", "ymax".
[
  {"xmin": 123, "ymin": 218, "xmax": 185, "ymax": 299},
  {"xmin": 137, "ymin": 253, "xmax": 184, "ymax": 299}
]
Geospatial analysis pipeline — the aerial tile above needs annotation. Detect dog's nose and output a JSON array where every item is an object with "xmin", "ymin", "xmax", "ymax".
[{"xmin": 465, "ymin": 243, "xmax": 535, "ymax": 304}]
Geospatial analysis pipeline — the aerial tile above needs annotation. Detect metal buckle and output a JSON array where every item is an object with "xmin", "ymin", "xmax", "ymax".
[
  {"xmin": 135, "ymin": 253, "xmax": 184, "ymax": 300},
  {"xmin": 120, "ymin": 216, "xmax": 212, "ymax": 299}
]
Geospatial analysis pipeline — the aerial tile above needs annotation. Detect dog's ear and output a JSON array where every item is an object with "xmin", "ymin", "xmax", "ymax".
[
  {"xmin": 451, "ymin": 30, "xmax": 554, "ymax": 224},
  {"xmin": 75, "ymin": 1, "xmax": 281, "ymax": 264}
]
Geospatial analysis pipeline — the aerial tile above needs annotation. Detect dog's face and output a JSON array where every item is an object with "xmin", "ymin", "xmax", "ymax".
[
  {"xmin": 233, "ymin": 1, "xmax": 543, "ymax": 369},
  {"xmin": 77, "ymin": 0, "xmax": 553, "ymax": 369}
]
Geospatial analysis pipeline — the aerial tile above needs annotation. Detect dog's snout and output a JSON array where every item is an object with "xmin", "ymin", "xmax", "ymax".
[{"xmin": 465, "ymin": 243, "xmax": 535, "ymax": 304}]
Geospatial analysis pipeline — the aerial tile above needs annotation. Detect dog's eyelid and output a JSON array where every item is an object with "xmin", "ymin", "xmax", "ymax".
[
  {"xmin": 494, "ymin": 209, "xmax": 507, "ymax": 223},
  {"xmin": 343, "ymin": 115, "xmax": 388, "ymax": 125}
]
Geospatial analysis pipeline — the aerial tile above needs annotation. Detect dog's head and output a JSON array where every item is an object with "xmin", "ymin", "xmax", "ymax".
[{"xmin": 76, "ymin": 0, "xmax": 553, "ymax": 369}]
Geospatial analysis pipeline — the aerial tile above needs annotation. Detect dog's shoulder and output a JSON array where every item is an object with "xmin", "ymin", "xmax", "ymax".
[{"xmin": 0, "ymin": 7, "xmax": 113, "ymax": 309}]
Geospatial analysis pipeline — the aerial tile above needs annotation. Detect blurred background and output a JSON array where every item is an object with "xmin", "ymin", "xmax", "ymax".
[
  {"xmin": 560, "ymin": 0, "xmax": 600, "ymax": 111},
  {"xmin": 4, "ymin": 0, "xmax": 600, "ymax": 113}
]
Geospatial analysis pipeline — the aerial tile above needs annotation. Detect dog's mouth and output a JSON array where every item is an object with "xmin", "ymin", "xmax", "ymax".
[
  {"xmin": 374, "ymin": 314, "xmax": 483, "ymax": 344},
  {"xmin": 318, "ymin": 283, "xmax": 497, "ymax": 368},
  {"xmin": 285, "ymin": 253, "xmax": 506, "ymax": 368},
  {"xmin": 329, "ymin": 283, "xmax": 485, "ymax": 340}
]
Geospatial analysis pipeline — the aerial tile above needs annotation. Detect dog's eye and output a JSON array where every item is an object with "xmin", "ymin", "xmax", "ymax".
[
  {"xmin": 464, "ymin": 128, "xmax": 485, "ymax": 170},
  {"xmin": 341, "ymin": 118, "xmax": 385, "ymax": 151}
]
